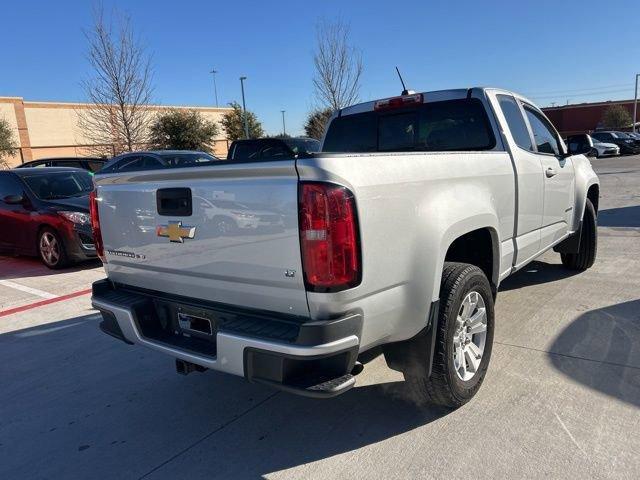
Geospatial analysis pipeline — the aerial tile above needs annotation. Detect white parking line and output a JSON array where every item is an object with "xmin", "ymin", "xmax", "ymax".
[{"xmin": 0, "ymin": 280, "xmax": 59, "ymax": 300}]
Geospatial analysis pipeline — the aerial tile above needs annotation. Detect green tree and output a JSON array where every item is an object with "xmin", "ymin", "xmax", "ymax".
[
  {"xmin": 0, "ymin": 118, "xmax": 17, "ymax": 169},
  {"xmin": 221, "ymin": 102, "xmax": 264, "ymax": 141},
  {"xmin": 304, "ymin": 108, "xmax": 333, "ymax": 140},
  {"xmin": 149, "ymin": 109, "xmax": 219, "ymax": 152},
  {"xmin": 602, "ymin": 105, "xmax": 632, "ymax": 129}
]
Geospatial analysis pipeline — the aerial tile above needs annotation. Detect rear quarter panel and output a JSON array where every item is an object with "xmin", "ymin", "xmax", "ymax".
[{"xmin": 297, "ymin": 151, "xmax": 515, "ymax": 349}]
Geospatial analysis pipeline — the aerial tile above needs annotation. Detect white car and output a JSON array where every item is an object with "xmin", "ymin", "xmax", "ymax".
[{"xmin": 591, "ymin": 138, "xmax": 619, "ymax": 158}]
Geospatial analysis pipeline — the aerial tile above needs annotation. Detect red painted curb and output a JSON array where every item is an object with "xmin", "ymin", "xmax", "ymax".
[{"xmin": 0, "ymin": 288, "xmax": 92, "ymax": 318}]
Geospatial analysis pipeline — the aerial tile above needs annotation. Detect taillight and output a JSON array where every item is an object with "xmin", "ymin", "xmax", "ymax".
[
  {"xmin": 89, "ymin": 190, "xmax": 106, "ymax": 263},
  {"xmin": 299, "ymin": 182, "xmax": 361, "ymax": 292}
]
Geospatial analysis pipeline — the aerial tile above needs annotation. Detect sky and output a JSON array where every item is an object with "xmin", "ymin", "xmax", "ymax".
[{"xmin": 2, "ymin": 0, "xmax": 640, "ymax": 136}]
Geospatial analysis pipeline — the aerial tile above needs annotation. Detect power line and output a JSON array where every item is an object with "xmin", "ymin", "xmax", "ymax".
[{"xmin": 525, "ymin": 83, "xmax": 633, "ymax": 96}]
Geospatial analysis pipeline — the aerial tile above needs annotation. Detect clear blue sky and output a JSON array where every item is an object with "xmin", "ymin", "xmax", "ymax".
[{"xmin": 2, "ymin": 0, "xmax": 639, "ymax": 136}]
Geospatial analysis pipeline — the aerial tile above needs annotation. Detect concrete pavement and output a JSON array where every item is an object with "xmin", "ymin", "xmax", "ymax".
[{"xmin": 1, "ymin": 155, "xmax": 639, "ymax": 479}]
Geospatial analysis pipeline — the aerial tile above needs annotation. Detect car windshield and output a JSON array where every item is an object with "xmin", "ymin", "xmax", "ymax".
[
  {"xmin": 158, "ymin": 152, "xmax": 219, "ymax": 168},
  {"xmin": 23, "ymin": 171, "xmax": 94, "ymax": 200},
  {"xmin": 283, "ymin": 138, "xmax": 321, "ymax": 154}
]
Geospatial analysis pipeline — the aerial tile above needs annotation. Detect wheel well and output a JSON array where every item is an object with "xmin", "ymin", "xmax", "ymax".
[
  {"xmin": 444, "ymin": 228, "xmax": 496, "ymax": 294},
  {"xmin": 587, "ymin": 184, "xmax": 599, "ymax": 215}
]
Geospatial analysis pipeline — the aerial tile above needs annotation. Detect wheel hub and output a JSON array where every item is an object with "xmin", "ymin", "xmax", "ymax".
[{"xmin": 453, "ymin": 291, "xmax": 488, "ymax": 382}]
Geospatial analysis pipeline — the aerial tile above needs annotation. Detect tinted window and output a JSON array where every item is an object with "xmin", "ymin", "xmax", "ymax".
[
  {"xmin": 231, "ymin": 142, "xmax": 261, "ymax": 160},
  {"xmin": 0, "ymin": 174, "xmax": 24, "ymax": 198},
  {"xmin": 378, "ymin": 112, "xmax": 417, "ymax": 151},
  {"xmin": 497, "ymin": 95, "xmax": 534, "ymax": 151},
  {"xmin": 157, "ymin": 152, "xmax": 218, "ymax": 167},
  {"xmin": 22, "ymin": 171, "xmax": 93, "ymax": 200},
  {"xmin": 260, "ymin": 142, "xmax": 291, "ymax": 159},
  {"xmin": 53, "ymin": 160, "xmax": 84, "ymax": 169},
  {"xmin": 524, "ymin": 107, "xmax": 560, "ymax": 155},
  {"xmin": 323, "ymin": 98, "xmax": 495, "ymax": 153},
  {"xmin": 114, "ymin": 155, "xmax": 163, "ymax": 172},
  {"xmin": 284, "ymin": 138, "xmax": 321, "ymax": 154}
]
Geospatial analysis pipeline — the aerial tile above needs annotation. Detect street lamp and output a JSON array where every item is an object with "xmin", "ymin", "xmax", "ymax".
[
  {"xmin": 239, "ymin": 76, "xmax": 249, "ymax": 139},
  {"xmin": 633, "ymin": 73, "xmax": 639, "ymax": 133},
  {"xmin": 281, "ymin": 110, "xmax": 286, "ymax": 136},
  {"xmin": 209, "ymin": 69, "xmax": 219, "ymax": 107}
]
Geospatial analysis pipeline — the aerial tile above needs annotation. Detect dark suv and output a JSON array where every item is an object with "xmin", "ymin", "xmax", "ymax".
[
  {"xmin": 591, "ymin": 131, "xmax": 640, "ymax": 155},
  {"xmin": 227, "ymin": 138, "xmax": 320, "ymax": 162}
]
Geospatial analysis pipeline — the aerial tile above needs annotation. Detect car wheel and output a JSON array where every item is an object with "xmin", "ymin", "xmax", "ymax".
[
  {"xmin": 590, "ymin": 148, "xmax": 599, "ymax": 158},
  {"xmin": 38, "ymin": 227, "xmax": 70, "ymax": 269},
  {"xmin": 561, "ymin": 199, "xmax": 597, "ymax": 271},
  {"xmin": 406, "ymin": 262, "xmax": 494, "ymax": 408}
]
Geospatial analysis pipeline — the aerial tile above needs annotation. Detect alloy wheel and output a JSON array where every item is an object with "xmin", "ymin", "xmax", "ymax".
[
  {"xmin": 40, "ymin": 232, "xmax": 61, "ymax": 266},
  {"xmin": 453, "ymin": 291, "xmax": 488, "ymax": 381}
]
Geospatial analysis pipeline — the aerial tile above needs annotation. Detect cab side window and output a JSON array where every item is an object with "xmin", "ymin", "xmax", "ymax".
[
  {"xmin": 497, "ymin": 95, "xmax": 534, "ymax": 151},
  {"xmin": 523, "ymin": 106, "xmax": 560, "ymax": 155}
]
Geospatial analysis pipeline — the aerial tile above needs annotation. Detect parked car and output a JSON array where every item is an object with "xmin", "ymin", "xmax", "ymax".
[
  {"xmin": 98, "ymin": 151, "xmax": 219, "ymax": 174},
  {"xmin": 566, "ymin": 134, "xmax": 619, "ymax": 158},
  {"xmin": 226, "ymin": 137, "xmax": 320, "ymax": 161},
  {"xmin": 91, "ymin": 87, "xmax": 598, "ymax": 408},
  {"xmin": 16, "ymin": 157, "xmax": 107, "ymax": 173},
  {"xmin": 0, "ymin": 168, "xmax": 97, "ymax": 268},
  {"xmin": 591, "ymin": 131, "xmax": 640, "ymax": 154}
]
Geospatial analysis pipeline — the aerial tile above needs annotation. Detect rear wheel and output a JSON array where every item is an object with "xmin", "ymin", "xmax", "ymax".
[
  {"xmin": 38, "ymin": 227, "xmax": 69, "ymax": 269},
  {"xmin": 561, "ymin": 199, "xmax": 597, "ymax": 271},
  {"xmin": 406, "ymin": 262, "xmax": 494, "ymax": 408}
]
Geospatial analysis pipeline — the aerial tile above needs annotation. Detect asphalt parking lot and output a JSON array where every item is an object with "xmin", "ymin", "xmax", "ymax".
[{"xmin": 1, "ymin": 155, "xmax": 639, "ymax": 480}]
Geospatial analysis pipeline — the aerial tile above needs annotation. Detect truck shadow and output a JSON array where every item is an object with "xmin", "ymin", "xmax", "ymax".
[
  {"xmin": 499, "ymin": 260, "xmax": 580, "ymax": 291},
  {"xmin": 0, "ymin": 315, "xmax": 449, "ymax": 479},
  {"xmin": 548, "ymin": 299, "xmax": 640, "ymax": 409},
  {"xmin": 598, "ymin": 205, "xmax": 640, "ymax": 228}
]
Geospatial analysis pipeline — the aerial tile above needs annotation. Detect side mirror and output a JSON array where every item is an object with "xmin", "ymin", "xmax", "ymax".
[
  {"xmin": 566, "ymin": 134, "xmax": 594, "ymax": 156},
  {"xmin": 3, "ymin": 194, "xmax": 25, "ymax": 205}
]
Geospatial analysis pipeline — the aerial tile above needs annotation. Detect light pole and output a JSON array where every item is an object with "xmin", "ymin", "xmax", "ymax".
[
  {"xmin": 633, "ymin": 73, "xmax": 639, "ymax": 133},
  {"xmin": 281, "ymin": 110, "xmax": 286, "ymax": 136},
  {"xmin": 239, "ymin": 76, "xmax": 249, "ymax": 139},
  {"xmin": 209, "ymin": 69, "xmax": 219, "ymax": 107}
]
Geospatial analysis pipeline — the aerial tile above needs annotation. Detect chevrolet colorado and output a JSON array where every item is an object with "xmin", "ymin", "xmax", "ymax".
[{"xmin": 91, "ymin": 88, "xmax": 599, "ymax": 408}]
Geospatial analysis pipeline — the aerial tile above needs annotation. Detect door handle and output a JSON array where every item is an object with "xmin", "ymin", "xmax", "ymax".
[{"xmin": 545, "ymin": 167, "xmax": 557, "ymax": 178}]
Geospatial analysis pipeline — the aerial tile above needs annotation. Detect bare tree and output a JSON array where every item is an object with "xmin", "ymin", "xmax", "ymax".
[
  {"xmin": 312, "ymin": 20, "xmax": 363, "ymax": 110},
  {"xmin": 79, "ymin": 6, "xmax": 154, "ymax": 155}
]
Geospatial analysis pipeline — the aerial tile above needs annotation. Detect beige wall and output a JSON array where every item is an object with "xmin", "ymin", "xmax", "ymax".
[{"xmin": 0, "ymin": 97, "xmax": 231, "ymax": 167}]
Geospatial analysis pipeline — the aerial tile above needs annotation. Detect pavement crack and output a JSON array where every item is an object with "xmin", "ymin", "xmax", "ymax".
[
  {"xmin": 138, "ymin": 391, "xmax": 279, "ymax": 479},
  {"xmin": 494, "ymin": 341, "xmax": 640, "ymax": 371}
]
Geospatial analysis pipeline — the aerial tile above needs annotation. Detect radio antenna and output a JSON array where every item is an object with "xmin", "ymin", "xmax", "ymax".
[{"xmin": 395, "ymin": 66, "xmax": 410, "ymax": 95}]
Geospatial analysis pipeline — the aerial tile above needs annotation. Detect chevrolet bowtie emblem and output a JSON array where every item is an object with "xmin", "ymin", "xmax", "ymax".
[{"xmin": 156, "ymin": 221, "xmax": 196, "ymax": 243}]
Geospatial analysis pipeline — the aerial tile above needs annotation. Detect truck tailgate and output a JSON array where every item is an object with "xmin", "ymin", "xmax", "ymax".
[{"xmin": 94, "ymin": 161, "xmax": 308, "ymax": 316}]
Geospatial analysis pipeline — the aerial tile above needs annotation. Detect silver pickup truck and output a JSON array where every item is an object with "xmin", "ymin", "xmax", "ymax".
[{"xmin": 91, "ymin": 88, "xmax": 599, "ymax": 408}]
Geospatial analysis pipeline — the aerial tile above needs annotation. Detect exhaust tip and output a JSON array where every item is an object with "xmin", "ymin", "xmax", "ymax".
[{"xmin": 176, "ymin": 359, "xmax": 207, "ymax": 375}]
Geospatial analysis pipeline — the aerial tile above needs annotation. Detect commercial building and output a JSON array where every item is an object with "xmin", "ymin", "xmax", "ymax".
[
  {"xmin": 0, "ymin": 97, "xmax": 231, "ymax": 167},
  {"xmin": 542, "ymin": 99, "xmax": 638, "ymax": 136}
]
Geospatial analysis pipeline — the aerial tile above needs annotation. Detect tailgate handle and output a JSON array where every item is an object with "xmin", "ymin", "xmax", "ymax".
[{"xmin": 157, "ymin": 188, "xmax": 192, "ymax": 216}]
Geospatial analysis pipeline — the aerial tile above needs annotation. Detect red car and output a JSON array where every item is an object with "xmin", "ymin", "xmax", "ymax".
[{"xmin": 0, "ymin": 168, "xmax": 97, "ymax": 268}]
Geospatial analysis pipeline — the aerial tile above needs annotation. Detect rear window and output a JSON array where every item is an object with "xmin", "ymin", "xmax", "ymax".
[{"xmin": 323, "ymin": 99, "xmax": 496, "ymax": 153}]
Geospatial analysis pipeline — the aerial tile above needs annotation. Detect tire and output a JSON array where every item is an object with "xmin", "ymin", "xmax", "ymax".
[
  {"xmin": 561, "ymin": 199, "xmax": 597, "ymax": 271},
  {"xmin": 406, "ymin": 262, "xmax": 495, "ymax": 408},
  {"xmin": 38, "ymin": 227, "xmax": 70, "ymax": 269},
  {"xmin": 590, "ymin": 148, "xmax": 599, "ymax": 158}
]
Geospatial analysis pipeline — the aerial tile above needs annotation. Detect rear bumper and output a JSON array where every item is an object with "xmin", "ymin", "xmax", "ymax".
[{"xmin": 92, "ymin": 280, "xmax": 362, "ymax": 397}]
